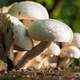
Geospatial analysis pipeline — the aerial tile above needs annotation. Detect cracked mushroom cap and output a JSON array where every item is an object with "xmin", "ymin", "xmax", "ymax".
[
  {"xmin": 28, "ymin": 19, "xmax": 73, "ymax": 43},
  {"xmin": 9, "ymin": 15, "xmax": 33, "ymax": 50},
  {"xmin": 8, "ymin": 1, "xmax": 49, "ymax": 19}
]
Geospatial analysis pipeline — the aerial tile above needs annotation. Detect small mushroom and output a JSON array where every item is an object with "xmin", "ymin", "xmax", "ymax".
[
  {"xmin": 59, "ymin": 45, "xmax": 80, "ymax": 68},
  {"xmin": 61, "ymin": 45, "xmax": 80, "ymax": 59},
  {"xmin": 27, "ymin": 19, "xmax": 73, "ymax": 69},
  {"xmin": 8, "ymin": 1, "xmax": 49, "ymax": 19},
  {"xmin": 8, "ymin": 1, "xmax": 49, "ymax": 25},
  {"xmin": 9, "ymin": 15, "xmax": 33, "ymax": 51},
  {"xmin": 37, "ymin": 42, "xmax": 60, "ymax": 69},
  {"xmin": 15, "ymin": 19, "xmax": 73, "ymax": 69},
  {"xmin": 49, "ymin": 42, "xmax": 60, "ymax": 56}
]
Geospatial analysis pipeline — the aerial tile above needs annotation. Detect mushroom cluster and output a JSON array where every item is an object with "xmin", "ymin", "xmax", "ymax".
[
  {"xmin": 8, "ymin": 1, "xmax": 80, "ymax": 70},
  {"xmin": 0, "ymin": 1, "xmax": 80, "ymax": 71}
]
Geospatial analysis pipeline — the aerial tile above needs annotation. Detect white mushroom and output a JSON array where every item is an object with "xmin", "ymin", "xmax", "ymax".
[
  {"xmin": 28, "ymin": 19, "xmax": 73, "ymax": 57},
  {"xmin": 27, "ymin": 19, "xmax": 73, "ymax": 69},
  {"xmin": 8, "ymin": 1, "xmax": 49, "ymax": 19},
  {"xmin": 58, "ymin": 45, "xmax": 80, "ymax": 68},
  {"xmin": 49, "ymin": 42, "xmax": 61, "ymax": 56},
  {"xmin": 61, "ymin": 45, "xmax": 80, "ymax": 59},
  {"xmin": 28, "ymin": 19, "xmax": 73, "ymax": 43},
  {"xmin": 73, "ymin": 33, "xmax": 80, "ymax": 48},
  {"xmin": 8, "ymin": 15, "xmax": 33, "ymax": 50},
  {"xmin": 15, "ymin": 19, "xmax": 73, "ymax": 69}
]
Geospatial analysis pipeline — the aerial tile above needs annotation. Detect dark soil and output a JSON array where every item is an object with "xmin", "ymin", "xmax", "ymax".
[{"xmin": 0, "ymin": 67, "xmax": 80, "ymax": 80}]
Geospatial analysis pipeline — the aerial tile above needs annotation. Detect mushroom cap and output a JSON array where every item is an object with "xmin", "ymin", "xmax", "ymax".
[
  {"xmin": 61, "ymin": 46, "xmax": 80, "ymax": 59},
  {"xmin": 69, "ymin": 46, "xmax": 80, "ymax": 58},
  {"xmin": 49, "ymin": 42, "xmax": 60, "ymax": 56},
  {"xmin": 73, "ymin": 33, "xmax": 80, "ymax": 48},
  {"xmin": 8, "ymin": 1, "xmax": 49, "ymax": 19},
  {"xmin": 28, "ymin": 19, "xmax": 73, "ymax": 43},
  {"xmin": 9, "ymin": 15, "xmax": 33, "ymax": 50}
]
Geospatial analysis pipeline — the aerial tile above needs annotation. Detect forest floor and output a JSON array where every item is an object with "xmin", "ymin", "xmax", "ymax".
[{"xmin": 0, "ymin": 66, "xmax": 80, "ymax": 80}]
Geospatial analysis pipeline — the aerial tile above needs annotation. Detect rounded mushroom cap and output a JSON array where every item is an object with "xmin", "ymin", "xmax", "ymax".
[
  {"xmin": 69, "ymin": 46, "xmax": 80, "ymax": 58},
  {"xmin": 9, "ymin": 15, "xmax": 33, "ymax": 50},
  {"xmin": 49, "ymin": 42, "xmax": 60, "ymax": 56},
  {"xmin": 28, "ymin": 19, "xmax": 73, "ymax": 43},
  {"xmin": 73, "ymin": 33, "xmax": 80, "ymax": 48},
  {"xmin": 8, "ymin": 1, "xmax": 49, "ymax": 19},
  {"xmin": 61, "ymin": 46, "xmax": 80, "ymax": 59}
]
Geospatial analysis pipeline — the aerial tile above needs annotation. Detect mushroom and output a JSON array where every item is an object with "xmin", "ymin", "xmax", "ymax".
[
  {"xmin": 61, "ymin": 45, "xmax": 80, "ymax": 59},
  {"xmin": 6, "ymin": 15, "xmax": 33, "ymax": 67},
  {"xmin": 8, "ymin": 1, "xmax": 49, "ymax": 19},
  {"xmin": 0, "ymin": 13, "xmax": 32, "ymax": 71},
  {"xmin": 49, "ymin": 42, "xmax": 61, "ymax": 56},
  {"xmin": 15, "ymin": 19, "xmax": 73, "ymax": 69},
  {"xmin": 8, "ymin": 15, "xmax": 33, "ymax": 51},
  {"xmin": 8, "ymin": 1, "xmax": 49, "ymax": 27},
  {"xmin": 28, "ymin": 19, "xmax": 73, "ymax": 42},
  {"xmin": 8, "ymin": 1, "xmax": 49, "ymax": 66},
  {"xmin": 37, "ymin": 42, "xmax": 60, "ymax": 69},
  {"xmin": 59, "ymin": 45, "xmax": 80, "ymax": 68}
]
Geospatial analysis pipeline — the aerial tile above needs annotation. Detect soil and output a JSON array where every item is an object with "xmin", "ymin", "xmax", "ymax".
[{"xmin": 0, "ymin": 67, "xmax": 80, "ymax": 80}]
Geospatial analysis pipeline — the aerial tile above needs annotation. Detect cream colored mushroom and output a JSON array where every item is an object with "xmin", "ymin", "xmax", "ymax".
[
  {"xmin": 37, "ymin": 42, "xmax": 60, "ymax": 69},
  {"xmin": 49, "ymin": 42, "xmax": 61, "ymax": 56},
  {"xmin": 15, "ymin": 19, "xmax": 73, "ymax": 70},
  {"xmin": 58, "ymin": 45, "xmax": 80, "ymax": 68},
  {"xmin": 61, "ymin": 45, "xmax": 80, "ymax": 59},
  {"xmin": 28, "ymin": 19, "xmax": 73, "ymax": 43},
  {"xmin": 8, "ymin": 1, "xmax": 49, "ymax": 19},
  {"xmin": 9, "ymin": 15, "xmax": 33, "ymax": 51},
  {"xmin": 8, "ymin": 1, "xmax": 49, "ymax": 27},
  {"xmin": 27, "ymin": 19, "xmax": 73, "ymax": 69}
]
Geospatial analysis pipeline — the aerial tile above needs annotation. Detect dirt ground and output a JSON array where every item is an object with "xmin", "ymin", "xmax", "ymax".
[{"xmin": 0, "ymin": 67, "xmax": 80, "ymax": 80}]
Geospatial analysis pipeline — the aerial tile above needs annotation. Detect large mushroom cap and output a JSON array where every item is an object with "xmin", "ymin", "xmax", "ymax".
[
  {"xmin": 28, "ymin": 19, "xmax": 73, "ymax": 43},
  {"xmin": 8, "ymin": 1, "xmax": 49, "ymax": 19},
  {"xmin": 9, "ymin": 15, "xmax": 33, "ymax": 50}
]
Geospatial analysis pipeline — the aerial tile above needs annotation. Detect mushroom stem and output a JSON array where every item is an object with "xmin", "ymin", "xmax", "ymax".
[{"xmin": 15, "ymin": 41, "xmax": 51, "ymax": 69}]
